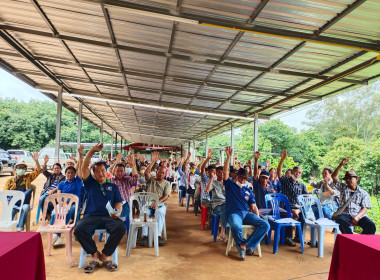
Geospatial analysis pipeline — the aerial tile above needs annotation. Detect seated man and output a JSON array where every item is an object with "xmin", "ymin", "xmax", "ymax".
[
  {"xmin": 4, "ymin": 153, "xmax": 42, "ymax": 231},
  {"xmin": 332, "ymin": 157, "xmax": 376, "ymax": 234},
  {"xmin": 140, "ymin": 151, "xmax": 171, "ymax": 246},
  {"xmin": 74, "ymin": 143, "xmax": 126, "ymax": 273},
  {"xmin": 310, "ymin": 167, "xmax": 339, "ymax": 219},
  {"xmin": 39, "ymin": 156, "xmax": 65, "ymax": 221},
  {"xmin": 277, "ymin": 150, "xmax": 308, "ymax": 243},
  {"xmin": 252, "ymin": 152, "xmax": 295, "ymax": 247},
  {"xmin": 223, "ymin": 146, "xmax": 270, "ymax": 260},
  {"xmin": 205, "ymin": 165, "xmax": 227, "ymax": 242}
]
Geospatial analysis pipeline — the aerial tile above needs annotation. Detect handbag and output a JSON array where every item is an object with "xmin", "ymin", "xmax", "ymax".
[{"xmin": 331, "ymin": 191, "xmax": 356, "ymax": 220}]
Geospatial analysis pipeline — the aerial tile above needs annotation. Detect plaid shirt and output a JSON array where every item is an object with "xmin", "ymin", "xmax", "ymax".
[
  {"xmin": 201, "ymin": 174, "xmax": 211, "ymax": 201},
  {"xmin": 111, "ymin": 174, "xmax": 138, "ymax": 203},
  {"xmin": 333, "ymin": 180, "xmax": 371, "ymax": 217},
  {"xmin": 4, "ymin": 169, "xmax": 41, "ymax": 191},
  {"xmin": 279, "ymin": 176, "xmax": 308, "ymax": 206}
]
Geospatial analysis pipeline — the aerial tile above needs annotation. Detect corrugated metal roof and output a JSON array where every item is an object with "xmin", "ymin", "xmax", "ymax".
[{"xmin": 1, "ymin": 0, "xmax": 379, "ymax": 146}]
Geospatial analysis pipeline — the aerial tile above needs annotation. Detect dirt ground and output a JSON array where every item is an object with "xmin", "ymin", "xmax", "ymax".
[{"xmin": 0, "ymin": 174, "xmax": 332, "ymax": 280}]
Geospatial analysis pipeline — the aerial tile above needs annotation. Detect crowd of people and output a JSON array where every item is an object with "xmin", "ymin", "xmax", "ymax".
[{"xmin": 2, "ymin": 143, "xmax": 377, "ymax": 271}]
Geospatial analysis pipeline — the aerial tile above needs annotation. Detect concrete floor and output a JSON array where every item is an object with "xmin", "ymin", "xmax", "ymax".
[{"xmin": 0, "ymin": 174, "xmax": 332, "ymax": 280}]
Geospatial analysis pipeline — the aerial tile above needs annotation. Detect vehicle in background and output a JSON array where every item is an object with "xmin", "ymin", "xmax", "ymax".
[
  {"xmin": 0, "ymin": 149, "xmax": 17, "ymax": 175},
  {"xmin": 7, "ymin": 150, "xmax": 35, "ymax": 170},
  {"xmin": 38, "ymin": 148, "xmax": 67, "ymax": 169},
  {"xmin": 91, "ymin": 154, "xmax": 100, "ymax": 164},
  {"xmin": 0, "ymin": 161, "xmax": 3, "ymax": 174}
]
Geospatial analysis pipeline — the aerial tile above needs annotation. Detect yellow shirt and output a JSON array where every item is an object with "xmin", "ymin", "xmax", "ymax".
[{"xmin": 4, "ymin": 169, "xmax": 41, "ymax": 191}]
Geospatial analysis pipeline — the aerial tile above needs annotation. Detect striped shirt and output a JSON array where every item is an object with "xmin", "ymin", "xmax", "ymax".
[{"xmin": 111, "ymin": 174, "xmax": 138, "ymax": 203}]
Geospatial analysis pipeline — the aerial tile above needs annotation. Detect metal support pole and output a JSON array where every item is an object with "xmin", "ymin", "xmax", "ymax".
[
  {"xmin": 205, "ymin": 134, "xmax": 208, "ymax": 158},
  {"xmin": 111, "ymin": 132, "xmax": 114, "ymax": 158},
  {"xmin": 120, "ymin": 137, "xmax": 122, "ymax": 153},
  {"xmin": 181, "ymin": 145, "xmax": 183, "ymax": 158},
  {"xmin": 230, "ymin": 123, "xmax": 234, "ymax": 166},
  {"xmin": 99, "ymin": 120, "xmax": 103, "ymax": 158},
  {"xmin": 188, "ymin": 142, "xmax": 191, "ymax": 157},
  {"xmin": 76, "ymin": 101, "xmax": 82, "ymax": 157},
  {"xmin": 254, "ymin": 114, "xmax": 259, "ymax": 152},
  {"xmin": 192, "ymin": 141, "xmax": 196, "ymax": 162},
  {"xmin": 54, "ymin": 85, "xmax": 63, "ymax": 163},
  {"xmin": 115, "ymin": 134, "xmax": 118, "ymax": 156}
]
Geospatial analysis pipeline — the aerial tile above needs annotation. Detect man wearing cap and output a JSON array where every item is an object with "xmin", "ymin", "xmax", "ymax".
[
  {"xmin": 332, "ymin": 157, "xmax": 376, "ymax": 234},
  {"xmin": 4, "ymin": 152, "xmax": 42, "ymax": 231},
  {"xmin": 252, "ymin": 151, "xmax": 296, "ymax": 246},
  {"xmin": 223, "ymin": 146, "xmax": 270, "ymax": 261}
]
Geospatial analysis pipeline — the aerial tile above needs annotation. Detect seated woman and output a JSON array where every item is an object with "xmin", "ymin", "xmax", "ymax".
[
  {"xmin": 51, "ymin": 166, "xmax": 82, "ymax": 247},
  {"xmin": 310, "ymin": 167, "xmax": 339, "ymax": 219}
]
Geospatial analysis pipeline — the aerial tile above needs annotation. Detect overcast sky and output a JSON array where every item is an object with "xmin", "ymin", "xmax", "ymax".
[{"xmin": 0, "ymin": 68, "xmax": 312, "ymax": 130}]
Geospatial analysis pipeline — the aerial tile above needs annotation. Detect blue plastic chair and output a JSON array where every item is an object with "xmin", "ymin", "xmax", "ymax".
[
  {"xmin": 265, "ymin": 193, "xmax": 304, "ymax": 254},
  {"xmin": 297, "ymin": 194, "xmax": 339, "ymax": 258},
  {"xmin": 185, "ymin": 193, "xmax": 193, "ymax": 212}
]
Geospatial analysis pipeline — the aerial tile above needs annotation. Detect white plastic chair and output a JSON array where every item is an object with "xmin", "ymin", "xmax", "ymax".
[
  {"xmin": 126, "ymin": 192, "xmax": 159, "ymax": 257},
  {"xmin": 0, "ymin": 191, "xmax": 25, "ymax": 231},
  {"xmin": 298, "ymin": 194, "xmax": 340, "ymax": 258},
  {"xmin": 36, "ymin": 193, "xmax": 78, "ymax": 267},
  {"xmin": 225, "ymin": 225, "xmax": 262, "ymax": 257}
]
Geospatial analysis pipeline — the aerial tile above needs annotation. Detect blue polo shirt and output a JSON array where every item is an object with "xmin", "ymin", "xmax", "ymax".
[
  {"xmin": 83, "ymin": 175, "xmax": 122, "ymax": 217},
  {"xmin": 252, "ymin": 179, "xmax": 271, "ymax": 209},
  {"xmin": 224, "ymin": 178, "xmax": 256, "ymax": 217},
  {"xmin": 57, "ymin": 176, "xmax": 82, "ymax": 205}
]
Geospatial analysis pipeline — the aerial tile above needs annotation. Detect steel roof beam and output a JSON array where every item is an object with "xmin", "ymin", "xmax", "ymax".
[
  {"xmin": 0, "ymin": 57, "xmax": 37, "ymax": 88},
  {"xmin": 88, "ymin": 0, "xmax": 380, "ymax": 52},
  {"xmin": 0, "ymin": 25, "xmax": 364, "ymax": 85}
]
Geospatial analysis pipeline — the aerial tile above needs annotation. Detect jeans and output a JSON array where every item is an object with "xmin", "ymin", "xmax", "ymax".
[
  {"xmin": 213, "ymin": 204, "xmax": 227, "ymax": 227},
  {"xmin": 74, "ymin": 215, "xmax": 126, "ymax": 256},
  {"xmin": 336, "ymin": 213, "xmax": 376, "ymax": 234},
  {"xmin": 12, "ymin": 204, "xmax": 30, "ymax": 231},
  {"xmin": 120, "ymin": 202, "xmax": 130, "ymax": 220},
  {"xmin": 39, "ymin": 193, "xmax": 54, "ymax": 215},
  {"xmin": 228, "ymin": 211, "xmax": 270, "ymax": 251},
  {"xmin": 312, "ymin": 202, "xmax": 338, "ymax": 220},
  {"xmin": 142, "ymin": 204, "xmax": 166, "ymax": 237},
  {"xmin": 179, "ymin": 186, "xmax": 186, "ymax": 198},
  {"xmin": 50, "ymin": 204, "xmax": 76, "ymax": 237}
]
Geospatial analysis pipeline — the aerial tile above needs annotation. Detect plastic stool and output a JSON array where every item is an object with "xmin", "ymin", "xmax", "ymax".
[
  {"xmin": 178, "ymin": 190, "xmax": 183, "ymax": 206},
  {"xmin": 185, "ymin": 193, "xmax": 193, "ymax": 212},
  {"xmin": 201, "ymin": 205, "xmax": 208, "ymax": 229},
  {"xmin": 78, "ymin": 229, "xmax": 118, "ymax": 268},
  {"xmin": 211, "ymin": 214, "xmax": 220, "ymax": 242}
]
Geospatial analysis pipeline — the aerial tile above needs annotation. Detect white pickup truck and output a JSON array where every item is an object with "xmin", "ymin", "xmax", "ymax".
[{"xmin": 7, "ymin": 150, "xmax": 36, "ymax": 170}]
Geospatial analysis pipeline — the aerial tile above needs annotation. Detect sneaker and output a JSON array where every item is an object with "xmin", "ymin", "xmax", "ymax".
[
  {"xmin": 235, "ymin": 244, "xmax": 246, "ymax": 261},
  {"xmin": 285, "ymin": 237, "xmax": 296, "ymax": 247},
  {"xmin": 16, "ymin": 227, "xmax": 23, "ymax": 232},
  {"xmin": 139, "ymin": 236, "xmax": 148, "ymax": 246},
  {"xmin": 53, "ymin": 236, "xmax": 63, "ymax": 247},
  {"xmin": 52, "ymin": 234, "xmax": 59, "ymax": 245},
  {"xmin": 158, "ymin": 237, "xmax": 165, "ymax": 246}
]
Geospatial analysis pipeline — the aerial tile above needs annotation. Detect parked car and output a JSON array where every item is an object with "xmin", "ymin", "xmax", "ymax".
[
  {"xmin": 0, "ymin": 149, "xmax": 17, "ymax": 175},
  {"xmin": 38, "ymin": 148, "xmax": 67, "ymax": 169},
  {"xmin": 7, "ymin": 149, "xmax": 35, "ymax": 170}
]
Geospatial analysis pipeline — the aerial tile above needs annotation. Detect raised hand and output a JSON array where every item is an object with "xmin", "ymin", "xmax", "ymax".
[
  {"xmin": 91, "ymin": 143, "xmax": 103, "ymax": 152},
  {"xmin": 77, "ymin": 144, "xmax": 84, "ymax": 155},
  {"xmin": 341, "ymin": 157, "xmax": 350, "ymax": 165},
  {"xmin": 32, "ymin": 151, "xmax": 39, "ymax": 162},
  {"xmin": 266, "ymin": 159, "xmax": 271, "ymax": 167},
  {"xmin": 187, "ymin": 151, "xmax": 191, "ymax": 158},
  {"xmin": 116, "ymin": 152, "xmax": 122, "ymax": 163},
  {"xmin": 207, "ymin": 148, "xmax": 213, "ymax": 159},
  {"xmin": 225, "ymin": 146, "xmax": 233, "ymax": 157},
  {"xmin": 247, "ymin": 158, "xmax": 252, "ymax": 167},
  {"xmin": 43, "ymin": 154, "xmax": 49, "ymax": 164},
  {"xmin": 151, "ymin": 151, "xmax": 160, "ymax": 162},
  {"xmin": 254, "ymin": 151, "xmax": 261, "ymax": 160},
  {"xmin": 281, "ymin": 150, "xmax": 287, "ymax": 160},
  {"xmin": 126, "ymin": 153, "xmax": 134, "ymax": 165}
]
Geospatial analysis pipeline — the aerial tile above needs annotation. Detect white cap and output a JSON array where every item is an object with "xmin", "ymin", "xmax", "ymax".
[{"xmin": 15, "ymin": 160, "xmax": 27, "ymax": 168}]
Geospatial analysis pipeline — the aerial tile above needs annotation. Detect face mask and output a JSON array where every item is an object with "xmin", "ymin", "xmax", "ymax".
[
  {"xmin": 150, "ymin": 171, "xmax": 156, "ymax": 177},
  {"xmin": 90, "ymin": 169, "xmax": 94, "ymax": 177},
  {"xmin": 235, "ymin": 181, "xmax": 246, "ymax": 188},
  {"xmin": 126, "ymin": 168, "xmax": 132, "ymax": 174},
  {"xmin": 291, "ymin": 175, "xmax": 299, "ymax": 182},
  {"xmin": 16, "ymin": 169, "xmax": 26, "ymax": 176},
  {"xmin": 190, "ymin": 169, "xmax": 195, "ymax": 174}
]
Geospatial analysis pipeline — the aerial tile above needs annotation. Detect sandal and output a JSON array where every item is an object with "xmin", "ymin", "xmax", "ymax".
[
  {"xmin": 103, "ymin": 260, "xmax": 118, "ymax": 272},
  {"xmin": 218, "ymin": 236, "xmax": 227, "ymax": 242},
  {"xmin": 246, "ymin": 248, "xmax": 255, "ymax": 256},
  {"xmin": 83, "ymin": 261, "xmax": 99, "ymax": 273}
]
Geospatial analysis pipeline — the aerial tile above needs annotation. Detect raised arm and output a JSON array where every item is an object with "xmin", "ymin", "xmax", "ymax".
[
  {"xmin": 110, "ymin": 152, "xmax": 122, "ymax": 175},
  {"xmin": 201, "ymin": 148, "xmax": 213, "ymax": 176},
  {"xmin": 183, "ymin": 152, "xmax": 191, "ymax": 174},
  {"xmin": 32, "ymin": 151, "xmax": 42, "ymax": 172},
  {"xmin": 277, "ymin": 150, "xmax": 287, "ymax": 179},
  {"xmin": 126, "ymin": 153, "xmax": 138, "ymax": 176},
  {"xmin": 247, "ymin": 158, "xmax": 253, "ymax": 178},
  {"xmin": 145, "ymin": 151, "xmax": 159, "ymax": 180},
  {"xmin": 223, "ymin": 146, "xmax": 233, "ymax": 180},
  {"xmin": 332, "ymin": 157, "xmax": 349, "ymax": 183},
  {"xmin": 205, "ymin": 172, "xmax": 216, "ymax": 192},
  {"xmin": 82, "ymin": 143, "xmax": 103, "ymax": 180},
  {"xmin": 77, "ymin": 144, "xmax": 84, "ymax": 179},
  {"xmin": 254, "ymin": 151, "xmax": 261, "ymax": 181}
]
